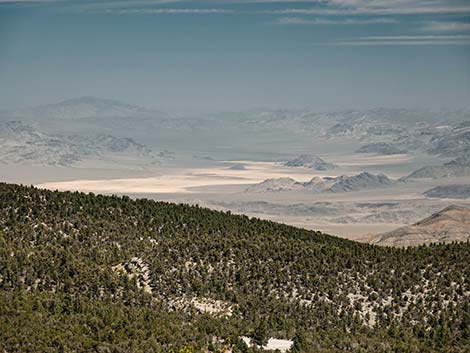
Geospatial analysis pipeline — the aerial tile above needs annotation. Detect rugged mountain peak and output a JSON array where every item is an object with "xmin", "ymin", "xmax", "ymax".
[
  {"xmin": 247, "ymin": 172, "xmax": 394, "ymax": 193},
  {"xmin": 328, "ymin": 172, "xmax": 394, "ymax": 193},
  {"xmin": 245, "ymin": 177, "xmax": 305, "ymax": 192},
  {"xmin": 424, "ymin": 185, "xmax": 470, "ymax": 199},
  {"xmin": 370, "ymin": 205, "xmax": 470, "ymax": 247},
  {"xmin": 283, "ymin": 154, "xmax": 336, "ymax": 170},
  {"xmin": 356, "ymin": 142, "xmax": 406, "ymax": 155},
  {"xmin": 403, "ymin": 156, "xmax": 470, "ymax": 180}
]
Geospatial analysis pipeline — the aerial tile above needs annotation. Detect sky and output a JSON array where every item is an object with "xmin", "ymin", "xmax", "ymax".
[{"xmin": 0, "ymin": 0, "xmax": 469, "ymax": 112}]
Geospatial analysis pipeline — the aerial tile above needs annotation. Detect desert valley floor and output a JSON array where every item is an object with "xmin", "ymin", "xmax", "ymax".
[{"xmin": 2, "ymin": 151, "xmax": 468, "ymax": 243}]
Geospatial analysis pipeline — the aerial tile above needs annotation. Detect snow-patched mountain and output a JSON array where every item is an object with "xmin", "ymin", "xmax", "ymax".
[
  {"xmin": 355, "ymin": 142, "xmax": 406, "ymax": 155},
  {"xmin": 424, "ymin": 185, "xmax": 470, "ymax": 199},
  {"xmin": 319, "ymin": 110, "xmax": 469, "ymax": 158},
  {"xmin": 322, "ymin": 108, "xmax": 467, "ymax": 134},
  {"xmin": 325, "ymin": 114, "xmax": 405, "ymax": 140},
  {"xmin": 426, "ymin": 121, "xmax": 470, "ymax": 157},
  {"xmin": 245, "ymin": 177, "xmax": 305, "ymax": 193},
  {"xmin": 369, "ymin": 206, "xmax": 470, "ymax": 247},
  {"xmin": 327, "ymin": 172, "xmax": 394, "ymax": 193},
  {"xmin": 9, "ymin": 96, "xmax": 162, "ymax": 120},
  {"xmin": 283, "ymin": 154, "xmax": 336, "ymax": 170},
  {"xmin": 3, "ymin": 101, "xmax": 469, "ymax": 161},
  {"xmin": 0, "ymin": 120, "xmax": 164, "ymax": 167},
  {"xmin": 246, "ymin": 172, "xmax": 394, "ymax": 193},
  {"xmin": 303, "ymin": 176, "xmax": 337, "ymax": 192},
  {"xmin": 402, "ymin": 156, "xmax": 470, "ymax": 180}
]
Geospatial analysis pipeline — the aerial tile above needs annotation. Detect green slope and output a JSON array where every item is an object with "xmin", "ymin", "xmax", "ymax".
[{"xmin": 0, "ymin": 183, "xmax": 469, "ymax": 352}]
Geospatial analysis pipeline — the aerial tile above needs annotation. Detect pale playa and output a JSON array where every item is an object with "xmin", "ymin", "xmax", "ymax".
[{"xmin": 37, "ymin": 161, "xmax": 324, "ymax": 194}]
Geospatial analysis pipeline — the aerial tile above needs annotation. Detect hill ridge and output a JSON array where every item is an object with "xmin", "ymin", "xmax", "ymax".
[{"xmin": 0, "ymin": 183, "xmax": 469, "ymax": 352}]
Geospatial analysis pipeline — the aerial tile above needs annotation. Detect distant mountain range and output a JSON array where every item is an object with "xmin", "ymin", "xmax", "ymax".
[
  {"xmin": 1, "ymin": 97, "xmax": 469, "ymax": 174},
  {"xmin": 246, "ymin": 172, "xmax": 394, "ymax": 193},
  {"xmin": 426, "ymin": 121, "xmax": 470, "ymax": 157},
  {"xmin": 369, "ymin": 205, "xmax": 470, "ymax": 247},
  {"xmin": 0, "ymin": 120, "xmax": 166, "ymax": 167},
  {"xmin": 8, "ymin": 96, "xmax": 163, "ymax": 120},
  {"xmin": 320, "ymin": 110, "xmax": 469, "ymax": 158},
  {"xmin": 2, "ymin": 97, "xmax": 469, "ymax": 161}
]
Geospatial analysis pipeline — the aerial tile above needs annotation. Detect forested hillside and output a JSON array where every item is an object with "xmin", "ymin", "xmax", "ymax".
[{"xmin": 0, "ymin": 183, "xmax": 469, "ymax": 352}]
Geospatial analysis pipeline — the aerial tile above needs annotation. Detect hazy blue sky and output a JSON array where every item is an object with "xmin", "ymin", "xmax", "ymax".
[{"xmin": 0, "ymin": 0, "xmax": 469, "ymax": 112}]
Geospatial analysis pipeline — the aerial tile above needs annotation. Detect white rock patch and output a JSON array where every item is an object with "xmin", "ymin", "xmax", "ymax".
[
  {"xmin": 241, "ymin": 336, "xmax": 293, "ymax": 352},
  {"xmin": 112, "ymin": 257, "xmax": 152, "ymax": 294}
]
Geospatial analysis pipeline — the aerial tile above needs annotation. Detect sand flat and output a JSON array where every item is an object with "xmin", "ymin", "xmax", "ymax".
[{"xmin": 37, "ymin": 162, "xmax": 319, "ymax": 194}]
